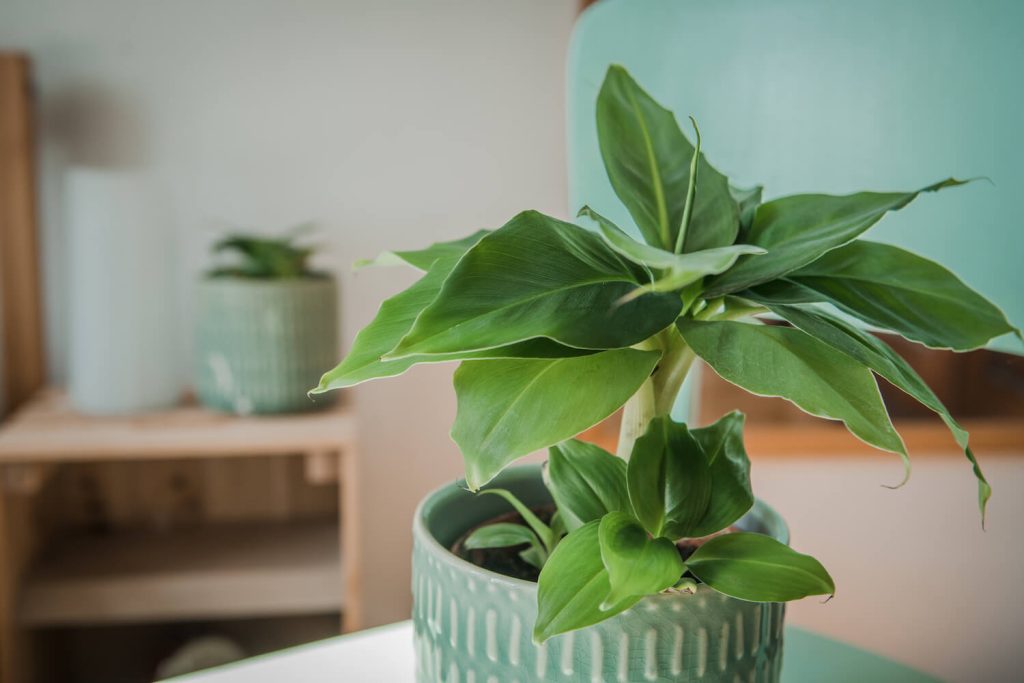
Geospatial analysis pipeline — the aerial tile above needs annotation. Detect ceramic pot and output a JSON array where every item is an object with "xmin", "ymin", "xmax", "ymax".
[
  {"xmin": 413, "ymin": 465, "xmax": 788, "ymax": 682},
  {"xmin": 195, "ymin": 277, "xmax": 338, "ymax": 414}
]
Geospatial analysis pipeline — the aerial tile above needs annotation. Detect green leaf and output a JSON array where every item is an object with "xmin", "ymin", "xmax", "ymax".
[
  {"xmin": 549, "ymin": 510, "xmax": 567, "ymax": 541},
  {"xmin": 578, "ymin": 205, "xmax": 681, "ymax": 269},
  {"xmin": 354, "ymin": 230, "xmax": 489, "ymax": 271},
  {"xmin": 545, "ymin": 440, "xmax": 629, "ymax": 532},
  {"xmin": 626, "ymin": 416, "xmax": 712, "ymax": 539},
  {"xmin": 453, "ymin": 349, "xmax": 661, "ymax": 490},
  {"xmin": 772, "ymin": 240, "xmax": 1018, "ymax": 351},
  {"xmin": 464, "ymin": 522, "xmax": 541, "ymax": 551},
  {"xmin": 386, "ymin": 210, "xmax": 681, "ymax": 358},
  {"xmin": 678, "ymin": 319, "xmax": 909, "ymax": 482},
  {"xmin": 596, "ymin": 65, "xmax": 738, "ymax": 252},
  {"xmin": 688, "ymin": 411, "xmax": 754, "ymax": 537},
  {"xmin": 766, "ymin": 304, "xmax": 991, "ymax": 521},
  {"xmin": 579, "ymin": 207, "xmax": 764, "ymax": 294},
  {"xmin": 476, "ymin": 488, "xmax": 554, "ymax": 553},
  {"xmin": 598, "ymin": 511, "xmax": 684, "ymax": 608},
  {"xmin": 685, "ymin": 532, "xmax": 834, "ymax": 602},
  {"xmin": 704, "ymin": 179, "xmax": 967, "ymax": 297},
  {"xmin": 311, "ymin": 262, "xmax": 593, "ymax": 393},
  {"xmin": 533, "ymin": 521, "xmax": 640, "ymax": 643},
  {"xmin": 730, "ymin": 184, "xmax": 763, "ymax": 237},
  {"xmin": 519, "ymin": 546, "xmax": 545, "ymax": 570},
  {"xmin": 620, "ymin": 244, "xmax": 766, "ymax": 303}
]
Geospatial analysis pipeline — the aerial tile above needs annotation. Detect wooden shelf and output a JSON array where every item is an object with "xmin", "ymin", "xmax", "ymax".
[
  {"xmin": 19, "ymin": 520, "xmax": 341, "ymax": 627},
  {"xmin": 0, "ymin": 388, "xmax": 356, "ymax": 464}
]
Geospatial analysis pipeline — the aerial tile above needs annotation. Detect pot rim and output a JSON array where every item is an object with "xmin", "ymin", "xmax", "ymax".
[{"xmin": 413, "ymin": 463, "xmax": 790, "ymax": 592}]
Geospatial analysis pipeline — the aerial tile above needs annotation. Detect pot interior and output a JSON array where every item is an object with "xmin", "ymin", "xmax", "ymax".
[{"xmin": 417, "ymin": 464, "xmax": 789, "ymax": 563}]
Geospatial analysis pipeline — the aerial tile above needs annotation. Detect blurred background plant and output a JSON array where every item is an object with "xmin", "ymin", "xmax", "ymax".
[{"xmin": 207, "ymin": 226, "xmax": 321, "ymax": 280}]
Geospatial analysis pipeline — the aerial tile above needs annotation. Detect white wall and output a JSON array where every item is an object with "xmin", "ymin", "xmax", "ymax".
[
  {"xmin": 2, "ymin": 2, "xmax": 1023, "ymax": 681},
  {"xmin": 0, "ymin": 0, "xmax": 578, "ymax": 627},
  {"xmin": 754, "ymin": 453, "xmax": 1024, "ymax": 682}
]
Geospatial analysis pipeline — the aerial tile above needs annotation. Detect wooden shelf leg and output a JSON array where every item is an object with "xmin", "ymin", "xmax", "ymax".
[
  {"xmin": 0, "ymin": 485, "xmax": 34, "ymax": 683},
  {"xmin": 339, "ymin": 446, "xmax": 362, "ymax": 633}
]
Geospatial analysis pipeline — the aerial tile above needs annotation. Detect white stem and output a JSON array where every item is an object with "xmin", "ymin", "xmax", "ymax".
[{"xmin": 616, "ymin": 378, "xmax": 656, "ymax": 459}]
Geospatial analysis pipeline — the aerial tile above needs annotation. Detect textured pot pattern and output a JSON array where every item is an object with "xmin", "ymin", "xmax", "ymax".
[
  {"xmin": 413, "ymin": 466, "xmax": 788, "ymax": 683},
  {"xmin": 195, "ymin": 277, "xmax": 338, "ymax": 414}
]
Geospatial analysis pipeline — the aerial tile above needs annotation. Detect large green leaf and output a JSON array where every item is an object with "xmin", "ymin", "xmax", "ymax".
[
  {"xmin": 772, "ymin": 240, "xmax": 1018, "ymax": 351},
  {"xmin": 685, "ymin": 532, "xmax": 834, "ymax": 602},
  {"xmin": 598, "ymin": 511, "xmax": 684, "ymax": 608},
  {"xmin": 596, "ymin": 65, "xmax": 738, "ymax": 252},
  {"xmin": 766, "ymin": 304, "xmax": 991, "ymax": 521},
  {"xmin": 453, "ymin": 349, "xmax": 661, "ymax": 490},
  {"xmin": 534, "ymin": 521, "xmax": 640, "ymax": 643},
  {"xmin": 386, "ymin": 211, "xmax": 681, "ymax": 358},
  {"xmin": 354, "ymin": 230, "xmax": 489, "ymax": 271},
  {"xmin": 312, "ymin": 261, "xmax": 593, "ymax": 392},
  {"xmin": 545, "ymin": 440, "xmax": 629, "ymax": 532},
  {"xmin": 689, "ymin": 411, "xmax": 754, "ymax": 537},
  {"xmin": 626, "ymin": 416, "xmax": 712, "ymax": 539},
  {"xmin": 678, "ymin": 320, "xmax": 908, "ymax": 480},
  {"xmin": 704, "ymin": 179, "xmax": 966, "ymax": 297}
]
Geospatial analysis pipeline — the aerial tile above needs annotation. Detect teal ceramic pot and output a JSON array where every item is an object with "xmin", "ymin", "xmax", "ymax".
[
  {"xmin": 195, "ymin": 277, "xmax": 338, "ymax": 414},
  {"xmin": 413, "ymin": 465, "xmax": 788, "ymax": 683}
]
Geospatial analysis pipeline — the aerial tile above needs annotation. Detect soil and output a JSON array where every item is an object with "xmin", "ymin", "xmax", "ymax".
[
  {"xmin": 451, "ymin": 506, "xmax": 739, "ymax": 583},
  {"xmin": 451, "ymin": 506, "xmax": 557, "ymax": 582}
]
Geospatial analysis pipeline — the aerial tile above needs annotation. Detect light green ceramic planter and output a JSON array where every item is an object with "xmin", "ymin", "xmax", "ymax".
[
  {"xmin": 413, "ymin": 465, "xmax": 788, "ymax": 683},
  {"xmin": 195, "ymin": 277, "xmax": 338, "ymax": 414}
]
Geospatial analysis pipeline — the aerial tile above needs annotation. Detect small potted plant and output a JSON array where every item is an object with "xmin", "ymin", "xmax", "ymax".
[
  {"xmin": 197, "ymin": 230, "xmax": 338, "ymax": 414},
  {"xmin": 313, "ymin": 66, "xmax": 1017, "ymax": 682}
]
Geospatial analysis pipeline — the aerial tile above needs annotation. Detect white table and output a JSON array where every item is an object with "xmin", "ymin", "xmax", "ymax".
[{"xmin": 166, "ymin": 620, "xmax": 939, "ymax": 682}]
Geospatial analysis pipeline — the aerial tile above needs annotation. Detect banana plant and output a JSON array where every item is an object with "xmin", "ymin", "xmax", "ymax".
[{"xmin": 312, "ymin": 65, "xmax": 1018, "ymax": 642}]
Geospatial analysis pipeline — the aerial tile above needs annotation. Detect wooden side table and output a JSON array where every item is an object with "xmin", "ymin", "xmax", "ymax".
[{"xmin": 0, "ymin": 388, "xmax": 360, "ymax": 683}]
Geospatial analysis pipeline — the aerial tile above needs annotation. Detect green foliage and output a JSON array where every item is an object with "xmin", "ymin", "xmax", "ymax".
[
  {"xmin": 545, "ymin": 440, "xmax": 630, "ymax": 532},
  {"xmin": 208, "ymin": 230, "xmax": 318, "ymax": 279},
  {"xmin": 745, "ymin": 240, "xmax": 1018, "ymax": 351},
  {"xmin": 685, "ymin": 532, "xmax": 835, "ymax": 602},
  {"xmin": 385, "ymin": 211, "xmax": 682, "ymax": 358},
  {"xmin": 688, "ymin": 411, "xmax": 754, "ymax": 537},
  {"xmin": 314, "ymin": 65, "xmax": 1016, "ymax": 641},
  {"xmin": 626, "ymin": 416, "xmax": 711, "ymax": 539},
  {"xmin": 678, "ymin": 319, "xmax": 910, "ymax": 483},
  {"xmin": 598, "ymin": 511, "xmax": 683, "ymax": 608},
  {"xmin": 596, "ymin": 65, "xmax": 738, "ymax": 252},
  {"xmin": 533, "ymin": 520, "xmax": 638, "ymax": 643},
  {"xmin": 452, "ymin": 349, "xmax": 660, "ymax": 490}
]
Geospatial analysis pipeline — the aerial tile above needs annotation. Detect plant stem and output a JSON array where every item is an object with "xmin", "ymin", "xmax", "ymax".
[
  {"xmin": 616, "ymin": 328, "xmax": 696, "ymax": 458},
  {"xmin": 616, "ymin": 376, "xmax": 656, "ymax": 458}
]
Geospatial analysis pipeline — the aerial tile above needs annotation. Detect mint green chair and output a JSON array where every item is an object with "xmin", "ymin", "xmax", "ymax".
[{"xmin": 568, "ymin": 0, "xmax": 1022, "ymax": 355}]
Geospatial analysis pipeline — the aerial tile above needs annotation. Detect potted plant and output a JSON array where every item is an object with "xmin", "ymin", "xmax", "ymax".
[
  {"xmin": 197, "ymin": 231, "xmax": 338, "ymax": 414},
  {"xmin": 313, "ymin": 66, "xmax": 1017, "ymax": 682}
]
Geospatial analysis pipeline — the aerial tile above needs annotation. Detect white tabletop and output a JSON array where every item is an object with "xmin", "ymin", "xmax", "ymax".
[
  {"xmin": 166, "ymin": 620, "xmax": 937, "ymax": 683},
  {"xmin": 166, "ymin": 621, "xmax": 415, "ymax": 683}
]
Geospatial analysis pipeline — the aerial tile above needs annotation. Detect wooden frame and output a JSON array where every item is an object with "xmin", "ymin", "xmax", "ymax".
[
  {"xmin": 0, "ymin": 51, "xmax": 45, "ymax": 683},
  {"xmin": 0, "ymin": 53, "xmax": 45, "ymax": 413}
]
